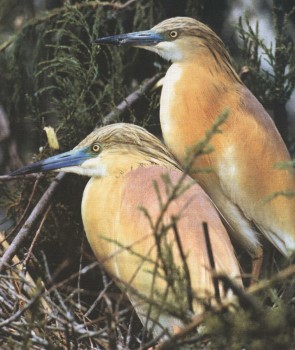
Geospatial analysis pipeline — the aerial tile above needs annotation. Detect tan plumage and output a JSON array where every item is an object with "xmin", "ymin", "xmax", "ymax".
[
  {"xmin": 96, "ymin": 17, "xmax": 295, "ymax": 276},
  {"xmin": 12, "ymin": 123, "xmax": 242, "ymax": 336},
  {"xmin": 79, "ymin": 124, "xmax": 241, "ymax": 335}
]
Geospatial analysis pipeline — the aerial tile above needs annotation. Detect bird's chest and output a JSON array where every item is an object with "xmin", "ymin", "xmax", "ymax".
[
  {"xmin": 160, "ymin": 63, "xmax": 224, "ymax": 166},
  {"xmin": 81, "ymin": 177, "xmax": 122, "ymax": 263}
]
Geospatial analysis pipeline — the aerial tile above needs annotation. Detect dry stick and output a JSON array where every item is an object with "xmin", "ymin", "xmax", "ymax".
[
  {"xmin": 171, "ymin": 216, "xmax": 193, "ymax": 312},
  {"xmin": 157, "ymin": 299, "xmax": 236, "ymax": 350},
  {"xmin": 247, "ymin": 264, "xmax": 295, "ymax": 294},
  {"xmin": 0, "ymin": 73, "xmax": 163, "ymax": 273},
  {"xmin": 214, "ymin": 273, "xmax": 261, "ymax": 312},
  {"xmin": 202, "ymin": 222, "xmax": 221, "ymax": 304},
  {"xmin": 23, "ymin": 204, "xmax": 52, "ymax": 268},
  {"xmin": 1, "ymin": 176, "xmax": 42, "ymax": 246},
  {"xmin": 0, "ymin": 288, "xmax": 45, "ymax": 328},
  {"xmin": 0, "ymin": 173, "xmax": 65, "ymax": 273},
  {"xmin": 0, "ymin": 231, "xmax": 52, "ymax": 314},
  {"xmin": 158, "ymin": 313, "xmax": 207, "ymax": 350},
  {"xmin": 0, "ymin": 174, "xmax": 43, "ymax": 181},
  {"xmin": 99, "ymin": 73, "xmax": 163, "ymax": 126}
]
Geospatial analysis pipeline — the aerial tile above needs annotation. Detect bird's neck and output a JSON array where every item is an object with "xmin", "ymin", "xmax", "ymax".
[
  {"xmin": 173, "ymin": 39, "xmax": 241, "ymax": 80},
  {"xmin": 101, "ymin": 150, "xmax": 176, "ymax": 178},
  {"xmin": 175, "ymin": 49, "xmax": 240, "ymax": 83},
  {"xmin": 161, "ymin": 58, "xmax": 240, "ymax": 122},
  {"xmin": 160, "ymin": 59, "xmax": 241, "ymax": 162},
  {"xmin": 104, "ymin": 153, "xmax": 151, "ymax": 178}
]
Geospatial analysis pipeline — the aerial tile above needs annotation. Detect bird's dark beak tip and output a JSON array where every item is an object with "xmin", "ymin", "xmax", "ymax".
[
  {"xmin": 10, "ymin": 168, "xmax": 39, "ymax": 177},
  {"xmin": 94, "ymin": 37, "xmax": 121, "ymax": 46},
  {"xmin": 10, "ymin": 147, "xmax": 89, "ymax": 177},
  {"xmin": 9, "ymin": 171, "xmax": 20, "ymax": 177}
]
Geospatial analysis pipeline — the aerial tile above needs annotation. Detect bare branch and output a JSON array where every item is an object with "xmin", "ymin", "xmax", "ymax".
[
  {"xmin": 247, "ymin": 264, "xmax": 295, "ymax": 294},
  {"xmin": 172, "ymin": 216, "xmax": 193, "ymax": 312},
  {"xmin": 23, "ymin": 204, "xmax": 52, "ymax": 268},
  {"xmin": 100, "ymin": 73, "xmax": 163, "ymax": 126},
  {"xmin": 0, "ymin": 174, "xmax": 43, "ymax": 181},
  {"xmin": 0, "ymin": 172, "xmax": 65, "ymax": 273},
  {"xmin": 202, "ymin": 222, "xmax": 221, "ymax": 304}
]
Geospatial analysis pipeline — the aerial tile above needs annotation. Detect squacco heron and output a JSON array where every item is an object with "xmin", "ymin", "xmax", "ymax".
[
  {"xmin": 12, "ymin": 123, "xmax": 241, "ymax": 337},
  {"xmin": 95, "ymin": 17, "xmax": 295, "ymax": 277}
]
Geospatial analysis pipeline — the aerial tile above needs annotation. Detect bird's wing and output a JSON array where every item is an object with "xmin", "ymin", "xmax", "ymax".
[
  {"xmin": 217, "ymin": 86, "xmax": 295, "ymax": 257},
  {"xmin": 116, "ymin": 166, "xmax": 241, "ymax": 300},
  {"xmin": 82, "ymin": 165, "xmax": 241, "ymax": 335}
]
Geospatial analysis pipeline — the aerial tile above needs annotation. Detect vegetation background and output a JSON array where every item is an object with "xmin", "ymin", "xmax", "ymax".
[{"xmin": 0, "ymin": 0, "xmax": 294, "ymax": 349}]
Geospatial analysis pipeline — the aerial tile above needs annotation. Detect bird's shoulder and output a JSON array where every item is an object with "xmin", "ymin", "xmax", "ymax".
[
  {"xmin": 120, "ymin": 165, "xmax": 225, "ymax": 226},
  {"xmin": 121, "ymin": 165, "xmax": 198, "ymax": 207},
  {"xmin": 236, "ymin": 85, "xmax": 282, "ymax": 133}
]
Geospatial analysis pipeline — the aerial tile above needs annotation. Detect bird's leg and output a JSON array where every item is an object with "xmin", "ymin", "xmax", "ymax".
[
  {"xmin": 251, "ymin": 246, "xmax": 263, "ymax": 284},
  {"xmin": 172, "ymin": 325, "xmax": 183, "ymax": 334}
]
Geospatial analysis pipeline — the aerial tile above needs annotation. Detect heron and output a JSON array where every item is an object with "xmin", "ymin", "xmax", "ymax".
[
  {"xmin": 95, "ymin": 17, "xmax": 295, "ymax": 277},
  {"xmin": 11, "ymin": 123, "xmax": 241, "ymax": 337}
]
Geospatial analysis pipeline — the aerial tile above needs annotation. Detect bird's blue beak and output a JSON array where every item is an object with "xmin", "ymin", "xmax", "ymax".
[
  {"xmin": 10, "ymin": 147, "xmax": 90, "ymax": 176},
  {"xmin": 94, "ymin": 30, "xmax": 164, "ymax": 47}
]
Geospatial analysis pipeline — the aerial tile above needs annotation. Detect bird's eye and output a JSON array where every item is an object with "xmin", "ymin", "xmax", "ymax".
[
  {"xmin": 169, "ymin": 30, "xmax": 178, "ymax": 39},
  {"xmin": 91, "ymin": 143, "xmax": 101, "ymax": 153}
]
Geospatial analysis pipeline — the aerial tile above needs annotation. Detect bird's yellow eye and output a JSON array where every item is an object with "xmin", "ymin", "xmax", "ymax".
[
  {"xmin": 169, "ymin": 30, "xmax": 178, "ymax": 39},
  {"xmin": 91, "ymin": 143, "xmax": 101, "ymax": 153}
]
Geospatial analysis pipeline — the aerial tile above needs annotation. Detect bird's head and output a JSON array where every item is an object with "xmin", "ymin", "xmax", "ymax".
[
  {"xmin": 11, "ymin": 124, "xmax": 179, "ymax": 178},
  {"xmin": 95, "ymin": 17, "xmax": 228, "ymax": 63},
  {"xmin": 10, "ymin": 141, "xmax": 107, "ymax": 178}
]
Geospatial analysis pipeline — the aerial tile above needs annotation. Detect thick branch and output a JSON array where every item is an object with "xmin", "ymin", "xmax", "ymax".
[
  {"xmin": 100, "ymin": 73, "xmax": 163, "ymax": 126},
  {"xmin": 0, "ymin": 74, "xmax": 162, "ymax": 272}
]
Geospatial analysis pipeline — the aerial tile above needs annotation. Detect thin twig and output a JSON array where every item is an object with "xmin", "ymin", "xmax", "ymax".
[
  {"xmin": 112, "ymin": 0, "xmax": 137, "ymax": 9},
  {"xmin": 100, "ymin": 73, "xmax": 163, "ymax": 126},
  {"xmin": 23, "ymin": 204, "xmax": 52, "ymax": 268},
  {"xmin": 0, "ymin": 173, "xmax": 65, "ymax": 273},
  {"xmin": 84, "ymin": 280, "xmax": 113, "ymax": 318},
  {"xmin": 0, "ymin": 288, "xmax": 44, "ymax": 327},
  {"xmin": 77, "ymin": 238, "xmax": 85, "ymax": 311},
  {"xmin": 172, "ymin": 216, "xmax": 193, "ymax": 312},
  {"xmin": 3, "ymin": 176, "xmax": 41, "ymax": 245},
  {"xmin": 247, "ymin": 264, "xmax": 295, "ymax": 294},
  {"xmin": 202, "ymin": 222, "xmax": 221, "ymax": 304},
  {"xmin": 0, "ymin": 174, "xmax": 43, "ymax": 181},
  {"xmin": 214, "ymin": 273, "xmax": 261, "ymax": 312},
  {"xmin": 158, "ymin": 312, "xmax": 207, "ymax": 350}
]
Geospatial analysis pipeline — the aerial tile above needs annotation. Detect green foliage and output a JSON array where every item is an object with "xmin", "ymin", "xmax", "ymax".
[
  {"xmin": 205, "ymin": 301, "xmax": 293, "ymax": 350},
  {"xmin": 33, "ymin": 7, "xmax": 105, "ymax": 148},
  {"xmin": 0, "ymin": 1, "xmax": 168, "ymax": 160},
  {"xmin": 237, "ymin": 2, "xmax": 295, "ymax": 143},
  {"xmin": 237, "ymin": 14, "xmax": 295, "ymax": 107}
]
